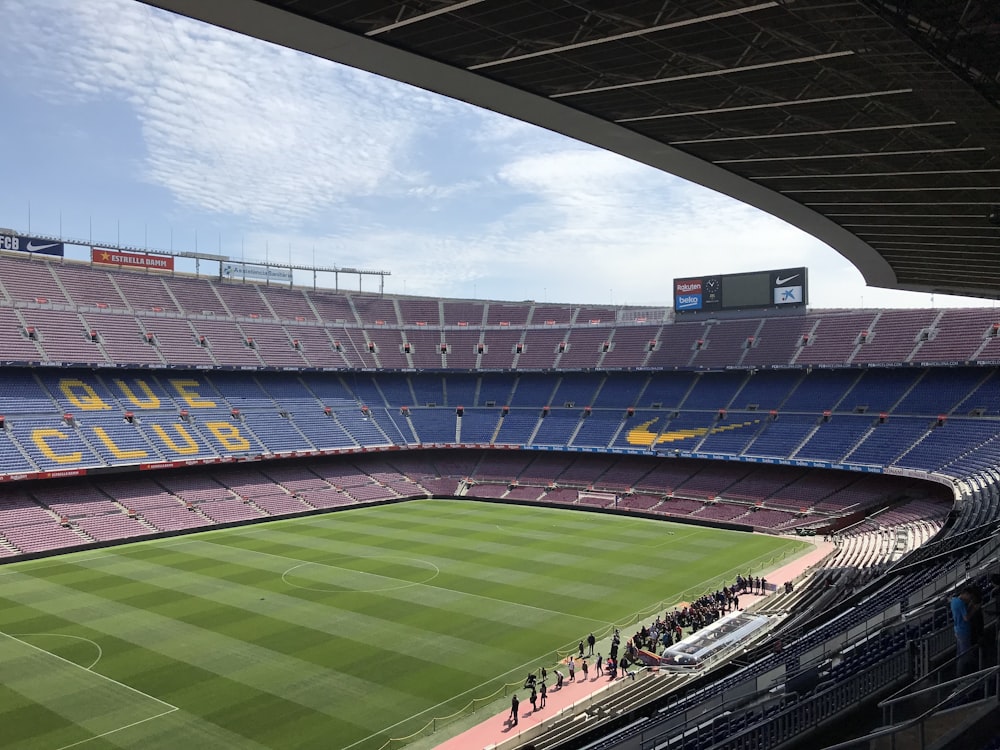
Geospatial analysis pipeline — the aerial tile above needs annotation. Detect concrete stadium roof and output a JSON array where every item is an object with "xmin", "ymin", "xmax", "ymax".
[{"xmin": 142, "ymin": 0, "xmax": 1000, "ymax": 299}]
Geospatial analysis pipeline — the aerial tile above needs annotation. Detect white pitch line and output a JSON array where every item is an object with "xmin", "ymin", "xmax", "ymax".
[
  {"xmin": 194, "ymin": 539, "xmax": 610, "ymax": 626},
  {"xmin": 336, "ymin": 639, "xmax": 589, "ymax": 750},
  {"xmin": 0, "ymin": 553, "xmax": 120, "ymax": 578},
  {"xmin": 640, "ymin": 526, "xmax": 702, "ymax": 549},
  {"xmin": 11, "ymin": 633, "xmax": 104, "ymax": 671},
  {"xmin": 339, "ymin": 542, "xmax": 789, "ymax": 750},
  {"xmin": 0, "ymin": 631, "xmax": 177, "ymax": 712},
  {"xmin": 52, "ymin": 706, "xmax": 179, "ymax": 750},
  {"xmin": 0, "ymin": 538, "xmax": 203, "ymax": 579},
  {"xmin": 281, "ymin": 556, "xmax": 441, "ymax": 593}
]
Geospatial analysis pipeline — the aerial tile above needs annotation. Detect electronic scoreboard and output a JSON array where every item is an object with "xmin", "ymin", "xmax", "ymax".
[{"xmin": 674, "ymin": 267, "xmax": 807, "ymax": 313}]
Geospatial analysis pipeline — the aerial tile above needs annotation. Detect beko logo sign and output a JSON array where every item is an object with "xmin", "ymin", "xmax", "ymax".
[{"xmin": 676, "ymin": 294, "xmax": 702, "ymax": 310}]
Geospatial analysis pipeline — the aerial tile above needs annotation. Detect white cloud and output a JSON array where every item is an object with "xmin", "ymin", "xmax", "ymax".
[
  {"xmin": 2, "ymin": 0, "xmax": 452, "ymax": 226},
  {"xmin": 262, "ymin": 142, "xmax": 989, "ymax": 309}
]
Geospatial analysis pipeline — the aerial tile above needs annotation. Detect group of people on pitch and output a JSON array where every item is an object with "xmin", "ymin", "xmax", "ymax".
[
  {"xmin": 506, "ymin": 574, "xmax": 774, "ymax": 729},
  {"xmin": 507, "ymin": 631, "xmax": 638, "ymax": 728}
]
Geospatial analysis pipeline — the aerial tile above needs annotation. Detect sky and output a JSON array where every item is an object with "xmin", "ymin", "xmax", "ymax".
[{"xmin": 0, "ymin": 0, "xmax": 993, "ymax": 310}]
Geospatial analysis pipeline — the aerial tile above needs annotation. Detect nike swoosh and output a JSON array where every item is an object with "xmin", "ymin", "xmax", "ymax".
[
  {"xmin": 775, "ymin": 274, "xmax": 799, "ymax": 285},
  {"xmin": 26, "ymin": 241, "xmax": 59, "ymax": 252}
]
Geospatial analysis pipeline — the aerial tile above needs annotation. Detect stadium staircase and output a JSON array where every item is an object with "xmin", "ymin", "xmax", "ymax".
[
  {"xmin": 854, "ymin": 310, "xmax": 884, "ymax": 361},
  {"xmin": 970, "ymin": 334, "xmax": 996, "ymax": 361},
  {"xmin": 908, "ymin": 310, "xmax": 946, "ymax": 363},
  {"xmin": 0, "ymin": 536, "xmax": 20, "ymax": 555},
  {"xmin": 526, "ymin": 413, "xmax": 545, "ymax": 445}
]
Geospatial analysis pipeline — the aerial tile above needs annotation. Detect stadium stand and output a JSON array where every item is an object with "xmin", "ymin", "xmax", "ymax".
[{"xmin": 0, "ymin": 255, "xmax": 998, "ymax": 750}]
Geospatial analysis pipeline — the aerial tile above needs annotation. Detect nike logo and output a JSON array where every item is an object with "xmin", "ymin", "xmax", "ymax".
[
  {"xmin": 26, "ymin": 241, "xmax": 59, "ymax": 252},
  {"xmin": 775, "ymin": 274, "xmax": 799, "ymax": 285}
]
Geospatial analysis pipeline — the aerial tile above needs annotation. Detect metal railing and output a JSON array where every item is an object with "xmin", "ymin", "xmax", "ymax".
[
  {"xmin": 818, "ymin": 665, "xmax": 998, "ymax": 750},
  {"xmin": 693, "ymin": 651, "xmax": 911, "ymax": 750}
]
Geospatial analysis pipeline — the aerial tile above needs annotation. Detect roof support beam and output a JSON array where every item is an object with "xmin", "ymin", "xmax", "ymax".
[
  {"xmin": 617, "ymin": 89, "xmax": 912, "ymax": 123},
  {"xmin": 867, "ymin": 240, "xmax": 1000, "ymax": 248},
  {"xmin": 857, "ymin": 233, "xmax": 1000, "ymax": 241},
  {"xmin": 468, "ymin": 3, "xmax": 778, "ymax": 70},
  {"xmin": 841, "ymin": 224, "xmax": 993, "ymax": 229},
  {"xmin": 755, "ymin": 168, "xmax": 1000, "ymax": 180},
  {"xmin": 717, "ymin": 146, "xmax": 984, "ymax": 163},
  {"xmin": 552, "ymin": 51, "xmax": 853, "ymax": 98},
  {"xmin": 366, "ymin": 0, "xmax": 487, "ymax": 37},
  {"xmin": 828, "ymin": 214, "xmax": 989, "ymax": 218},
  {"xmin": 782, "ymin": 186, "xmax": 1000, "ymax": 193},
  {"xmin": 806, "ymin": 201, "xmax": 996, "ymax": 206},
  {"xmin": 671, "ymin": 121, "xmax": 955, "ymax": 145}
]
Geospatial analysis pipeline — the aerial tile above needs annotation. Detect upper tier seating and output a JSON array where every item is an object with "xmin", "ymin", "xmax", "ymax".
[
  {"xmin": 0, "ymin": 255, "xmax": 994, "ymax": 371},
  {"xmin": 853, "ymin": 309, "xmax": 939, "ymax": 364}
]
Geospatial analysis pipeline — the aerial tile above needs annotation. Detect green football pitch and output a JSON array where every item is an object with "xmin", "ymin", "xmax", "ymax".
[{"xmin": 0, "ymin": 499, "xmax": 809, "ymax": 750}]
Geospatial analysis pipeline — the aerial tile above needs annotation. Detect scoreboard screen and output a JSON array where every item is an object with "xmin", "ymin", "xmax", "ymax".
[{"xmin": 674, "ymin": 267, "xmax": 807, "ymax": 313}]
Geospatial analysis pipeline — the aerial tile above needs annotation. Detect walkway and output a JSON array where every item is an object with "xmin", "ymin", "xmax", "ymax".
[{"xmin": 434, "ymin": 538, "xmax": 834, "ymax": 749}]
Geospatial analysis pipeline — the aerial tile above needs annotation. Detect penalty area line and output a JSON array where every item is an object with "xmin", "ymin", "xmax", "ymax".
[
  {"xmin": 52, "ymin": 706, "xmax": 180, "ymax": 750},
  {"xmin": 0, "ymin": 630, "xmax": 178, "ymax": 713}
]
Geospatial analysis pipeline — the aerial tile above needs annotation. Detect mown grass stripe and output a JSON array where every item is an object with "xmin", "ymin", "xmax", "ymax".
[
  {"xmin": 89, "ymin": 542, "xmax": 561, "ymax": 665},
  {"xmin": 0, "ymin": 630, "xmax": 176, "ymax": 750},
  {"xmin": 0, "ymin": 572, "xmax": 428, "ymax": 724},
  {"xmin": 0, "ymin": 499, "xmax": 809, "ymax": 750},
  {"xmin": 0, "ymin": 682, "xmax": 81, "ymax": 750}
]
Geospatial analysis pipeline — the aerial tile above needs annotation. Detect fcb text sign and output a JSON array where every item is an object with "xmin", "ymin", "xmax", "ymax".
[{"xmin": 0, "ymin": 232, "xmax": 64, "ymax": 257}]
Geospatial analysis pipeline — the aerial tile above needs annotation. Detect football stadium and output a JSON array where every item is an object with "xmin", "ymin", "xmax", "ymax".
[{"xmin": 1, "ymin": 2, "xmax": 999, "ymax": 750}]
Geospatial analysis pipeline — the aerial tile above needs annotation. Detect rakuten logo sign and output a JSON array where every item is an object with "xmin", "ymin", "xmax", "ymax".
[{"xmin": 675, "ymin": 280, "xmax": 702, "ymax": 294}]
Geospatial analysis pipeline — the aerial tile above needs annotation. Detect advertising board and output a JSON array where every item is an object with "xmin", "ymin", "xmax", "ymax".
[
  {"xmin": 674, "ymin": 267, "xmax": 806, "ymax": 313},
  {"xmin": 0, "ymin": 232, "xmax": 64, "ymax": 256}
]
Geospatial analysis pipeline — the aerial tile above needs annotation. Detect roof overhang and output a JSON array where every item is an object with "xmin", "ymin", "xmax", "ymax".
[{"xmin": 140, "ymin": 0, "xmax": 1000, "ymax": 299}]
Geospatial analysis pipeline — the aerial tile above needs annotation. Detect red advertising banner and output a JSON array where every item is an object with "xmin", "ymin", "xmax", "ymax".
[
  {"xmin": 675, "ymin": 279, "xmax": 702, "ymax": 294},
  {"xmin": 92, "ymin": 248, "xmax": 174, "ymax": 271}
]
